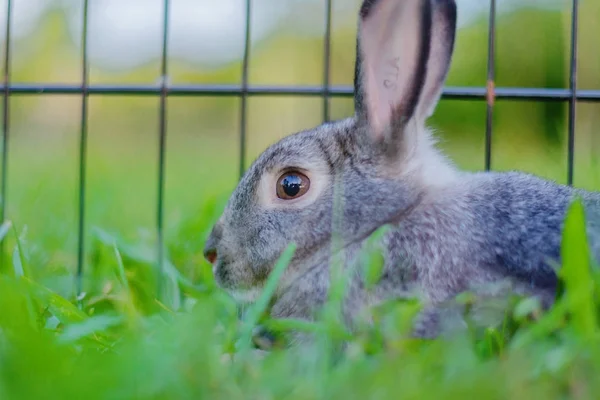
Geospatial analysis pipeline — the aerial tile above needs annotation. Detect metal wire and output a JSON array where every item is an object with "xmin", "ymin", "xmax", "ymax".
[
  {"xmin": 0, "ymin": 0, "xmax": 11, "ymax": 269},
  {"xmin": 323, "ymin": 0, "xmax": 332, "ymax": 123},
  {"xmin": 0, "ymin": 84, "xmax": 597, "ymax": 101},
  {"xmin": 567, "ymin": 0, "xmax": 579, "ymax": 186},
  {"xmin": 485, "ymin": 0, "xmax": 496, "ymax": 171},
  {"xmin": 76, "ymin": 0, "xmax": 90, "ymax": 296},
  {"xmin": 239, "ymin": 0, "xmax": 251, "ymax": 178},
  {"xmin": 156, "ymin": 0, "xmax": 170, "ymax": 299}
]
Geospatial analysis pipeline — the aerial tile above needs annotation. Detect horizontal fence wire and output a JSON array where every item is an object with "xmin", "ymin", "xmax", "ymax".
[{"xmin": 0, "ymin": 84, "xmax": 598, "ymax": 101}]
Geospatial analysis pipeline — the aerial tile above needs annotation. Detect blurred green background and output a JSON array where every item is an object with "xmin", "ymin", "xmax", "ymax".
[{"xmin": 0, "ymin": 0, "xmax": 599, "ymax": 295}]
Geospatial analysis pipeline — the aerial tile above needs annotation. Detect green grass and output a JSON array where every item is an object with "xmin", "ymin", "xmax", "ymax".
[{"xmin": 1, "ymin": 194, "xmax": 600, "ymax": 399}]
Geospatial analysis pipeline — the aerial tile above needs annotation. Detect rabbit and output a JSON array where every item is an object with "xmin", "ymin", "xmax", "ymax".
[{"xmin": 203, "ymin": 0, "xmax": 600, "ymax": 345}]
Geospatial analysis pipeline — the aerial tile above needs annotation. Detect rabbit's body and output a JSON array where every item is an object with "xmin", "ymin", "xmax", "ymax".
[
  {"xmin": 233, "ymin": 116, "xmax": 600, "ymax": 339},
  {"xmin": 204, "ymin": 0, "xmax": 600, "ymax": 342}
]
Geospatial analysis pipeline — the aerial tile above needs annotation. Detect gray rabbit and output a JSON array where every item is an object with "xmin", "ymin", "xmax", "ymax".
[{"xmin": 204, "ymin": 0, "xmax": 600, "ymax": 343}]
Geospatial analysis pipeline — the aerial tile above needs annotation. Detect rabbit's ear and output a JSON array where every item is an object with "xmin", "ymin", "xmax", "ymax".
[
  {"xmin": 354, "ymin": 0, "xmax": 456, "ymax": 150},
  {"xmin": 416, "ymin": 0, "xmax": 457, "ymax": 121}
]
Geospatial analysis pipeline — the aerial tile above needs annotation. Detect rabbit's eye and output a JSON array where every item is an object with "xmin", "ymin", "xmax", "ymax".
[{"xmin": 276, "ymin": 171, "xmax": 310, "ymax": 200}]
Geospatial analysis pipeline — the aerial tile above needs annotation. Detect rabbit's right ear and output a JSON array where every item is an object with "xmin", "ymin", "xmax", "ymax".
[{"xmin": 353, "ymin": 0, "xmax": 457, "ymax": 157}]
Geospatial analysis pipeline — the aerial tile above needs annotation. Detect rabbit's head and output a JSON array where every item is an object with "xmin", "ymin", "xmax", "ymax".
[{"xmin": 204, "ymin": 0, "xmax": 458, "ymax": 303}]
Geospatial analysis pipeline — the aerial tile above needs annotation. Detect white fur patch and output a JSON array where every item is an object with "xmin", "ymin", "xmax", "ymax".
[
  {"xmin": 229, "ymin": 286, "xmax": 263, "ymax": 304},
  {"xmin": 410, "ymin": 127, "xmax": 459, "ymax": 188}
]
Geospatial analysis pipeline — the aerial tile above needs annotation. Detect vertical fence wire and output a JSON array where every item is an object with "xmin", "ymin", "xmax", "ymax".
[
  {"xmin": 567, "ymin": 0, "xmax": 579, "ymax": 186},
  {"xmin": 322, "ymin": 0, "xmax": 332, "ymax": 123},
  {"xmin": 484, "ymin": 0, "xmax": 496, "ymax": 171},
  {"xmin": 0, "ymin": 0, "xmax": 11, "ymax": 269},
  {"xmin": 239, "ymin": 0, "xmax": 251, "ymax": 178},
  {"xmin": 156, "ymin": 0, "xmax": 170, "ymax": 298},
  {"xmin": 76, "ymin": 0, "xmax": 90, "ymax": 297}
]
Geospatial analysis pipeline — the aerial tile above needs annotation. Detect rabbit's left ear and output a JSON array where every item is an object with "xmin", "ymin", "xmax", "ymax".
[{"xmin": 353, "ymin": 0, "xmax": 457, "ymax": 152}]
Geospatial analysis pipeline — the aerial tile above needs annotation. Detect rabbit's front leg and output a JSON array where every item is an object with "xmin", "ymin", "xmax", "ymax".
[{"xmin": 265, "ymin": 265, "xmax": 331, "ymax": 347}]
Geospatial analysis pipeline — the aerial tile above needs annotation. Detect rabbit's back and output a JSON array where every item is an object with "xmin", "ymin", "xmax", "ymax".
[
  {"xmin": 466, "ymin": 171, "xmax": 600, "ymax": 274},
  {"xmin": 392, "ymin": 171, "xmax": 600, "ymax": 305}
]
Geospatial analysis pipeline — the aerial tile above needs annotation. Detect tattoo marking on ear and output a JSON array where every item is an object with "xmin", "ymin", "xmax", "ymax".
[{"xmin": 383, "ymin": 56, "xmax": 401, "ymax": 91}]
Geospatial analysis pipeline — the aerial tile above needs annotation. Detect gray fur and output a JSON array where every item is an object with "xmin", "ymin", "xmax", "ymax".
[{"xmin": 203, "ymin": 0, "xmax": 600, "ymax": 344}]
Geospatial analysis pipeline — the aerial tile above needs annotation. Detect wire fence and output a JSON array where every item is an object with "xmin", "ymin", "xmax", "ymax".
[{"xmin": 0, "ymin": 0, "xmax": 598, "ymax": 298}]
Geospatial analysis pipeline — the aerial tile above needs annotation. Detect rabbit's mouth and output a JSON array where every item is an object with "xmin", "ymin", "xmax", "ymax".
[
  {"xmin": 217, "ymin": 271, "xmax": 264, "ymax": 304},
  {"xmin": 212, "ymin": 259, "xmax": 234, "ymax": 288},
  {"xmin": 213, "ymin": 258, "xmax": 266, "ymax": 303}
]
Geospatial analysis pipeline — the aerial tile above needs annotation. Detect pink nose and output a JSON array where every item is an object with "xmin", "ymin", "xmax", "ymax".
[
  {"xmin": 204, "ymin": 223, "xmax": 222, "ymax": 265},
  {"xmin": 205, "ymin": 249, "xmax": 217, "ymax": 265}
]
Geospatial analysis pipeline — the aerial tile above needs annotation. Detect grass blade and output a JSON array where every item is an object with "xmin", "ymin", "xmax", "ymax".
[
  {"xmin": 237, "ymin": 243, "xmax": 296, "ymax": 352},
  {"xmin": 0, "ymin": 220, "xmax": 11, "ymax": 243},
  {"xmin": 58, "ymin": 315, "xmax": 123, "ymax": 344},
  {"xmin": 11, "ymin": 224, "xmax": 32, "ymax": 279},
  {"xmin": 559, "ymin": 197, "xmax": 597, "ymax": 340},
  {"xmin": 21, "ymin": 276, "xmax": 88, "ymax": 324}
]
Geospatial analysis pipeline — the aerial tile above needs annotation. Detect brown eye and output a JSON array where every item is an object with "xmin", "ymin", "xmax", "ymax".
[{"xmin": 276, "ymin": 171, "xmax": 310, "ymax": 200}]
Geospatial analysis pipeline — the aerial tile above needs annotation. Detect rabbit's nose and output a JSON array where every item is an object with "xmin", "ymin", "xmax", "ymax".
[
  {"xmin": 203, "ymin": 224, "xmax": 223, "ymax": 264},
  {"xmin": 204, "ymin": 248, "xmax": 217, "ymax": 265},
  {"xmin": 203, "ymin": 236, "xmax": 218, "ymax": 264}
]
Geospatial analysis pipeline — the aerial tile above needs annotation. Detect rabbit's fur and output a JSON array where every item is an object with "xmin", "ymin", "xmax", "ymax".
[{"xmin": 204, "ymin": 0, "xmax": 600, "ymax": 342}]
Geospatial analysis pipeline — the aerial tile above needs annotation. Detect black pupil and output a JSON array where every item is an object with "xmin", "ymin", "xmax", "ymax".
[{"xmin": 282, "ymin": 175, "xmax": 303, "ymax": 197}]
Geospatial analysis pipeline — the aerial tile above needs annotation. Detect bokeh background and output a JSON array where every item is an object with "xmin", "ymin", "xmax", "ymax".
[{"xmin": 0, "ymin": 0, "xmax": 599, "ymax": 293}]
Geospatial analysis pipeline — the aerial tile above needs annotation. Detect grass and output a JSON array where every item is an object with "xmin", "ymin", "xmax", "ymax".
[{"xmin": 1, "ymin": 192, "xmax": 600, "ymax": 399}]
